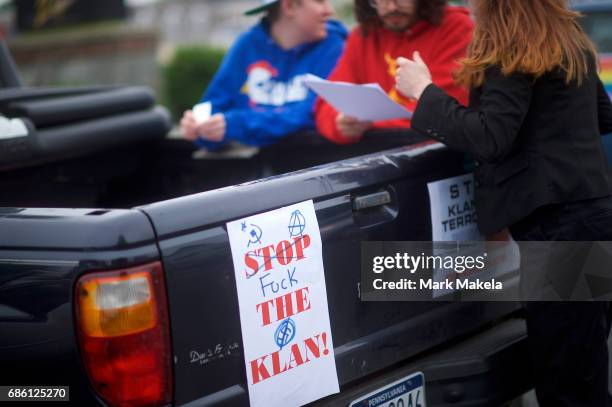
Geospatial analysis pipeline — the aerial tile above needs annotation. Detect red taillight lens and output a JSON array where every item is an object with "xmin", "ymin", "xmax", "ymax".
[{"xmin": 75, "ymin": 262, "xmax": 173, "ymax": 407}]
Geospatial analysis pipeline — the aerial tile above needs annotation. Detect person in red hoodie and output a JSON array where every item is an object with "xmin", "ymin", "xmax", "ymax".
[{"xmin": 315, "ymin": 0, "xmax": 473, "ymax": 144}]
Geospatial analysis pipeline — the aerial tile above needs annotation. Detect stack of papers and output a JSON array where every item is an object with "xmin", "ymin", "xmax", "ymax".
[{"xmin": 303, "ymin": 74, "xmax": 412, "ymax": 122}]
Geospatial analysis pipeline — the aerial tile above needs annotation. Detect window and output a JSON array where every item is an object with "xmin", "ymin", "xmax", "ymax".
[{"xmin": 580, "ymin": 11, "xmax": 612, "ymax": 53}]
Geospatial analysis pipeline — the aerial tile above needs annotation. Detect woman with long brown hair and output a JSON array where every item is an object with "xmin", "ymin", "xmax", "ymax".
[{"xmin": 396, "ymin": 0, "xmax": 612, "ymax": 405}]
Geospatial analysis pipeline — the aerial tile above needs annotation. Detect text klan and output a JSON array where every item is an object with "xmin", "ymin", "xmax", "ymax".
[
  {"xmin": 250, "ymin": 331, "xmax": 331, "ymax": 384},
  {"xmin": 443, "ymin": 181, "xmax": 477, "ymax": 232}
]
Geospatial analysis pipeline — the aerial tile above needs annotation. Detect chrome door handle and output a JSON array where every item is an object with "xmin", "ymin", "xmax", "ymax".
[{"xmin": 352, "ymin": 191, "xmax": 391, "ymax": 211}]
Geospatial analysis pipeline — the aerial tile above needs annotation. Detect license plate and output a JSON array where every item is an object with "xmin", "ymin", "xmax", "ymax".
[{"xmin": 349, "ymin": 372, "xmax": 426, "ymax": 407}]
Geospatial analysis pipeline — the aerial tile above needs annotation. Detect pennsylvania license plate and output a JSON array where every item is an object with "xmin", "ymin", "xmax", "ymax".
[{"xmin": 349, "ymin": 372, "xmax": 426, "ymax": 407}]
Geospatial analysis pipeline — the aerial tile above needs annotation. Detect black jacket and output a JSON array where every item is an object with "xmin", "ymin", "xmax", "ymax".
[{"xmin": 411, "ymin": 61, "xmax": 612, "ymax": 235}]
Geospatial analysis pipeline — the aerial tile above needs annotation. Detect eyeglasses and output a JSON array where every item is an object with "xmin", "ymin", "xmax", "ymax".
[{"xmin": 368, "ymin": 0, "xmax": 414, "ymax": 9}]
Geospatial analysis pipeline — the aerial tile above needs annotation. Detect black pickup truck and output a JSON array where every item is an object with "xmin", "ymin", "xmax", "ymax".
[
  {"xmin": 0, "ymin": 37, "xmax": 534, "ymax": 407},
  {"xmin": 7, "ymin": 3, "xmax": 612, "ymax": 403}
]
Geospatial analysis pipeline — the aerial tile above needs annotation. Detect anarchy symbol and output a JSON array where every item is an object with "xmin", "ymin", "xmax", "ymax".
[{"xmin": 288, "ymin": 210, "xmax": 306, "ymax": 238}]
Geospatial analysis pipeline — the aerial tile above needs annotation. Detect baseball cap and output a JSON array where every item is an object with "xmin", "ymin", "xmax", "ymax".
[{"xmin": 244, "ymin": 0, "xmax": 280, "ymax": 16}]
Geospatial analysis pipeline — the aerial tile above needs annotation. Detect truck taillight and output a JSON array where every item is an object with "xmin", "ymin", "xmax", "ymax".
[{"xmin": 75, "ymin": 262, "xmax": 173, "ymax": 407}]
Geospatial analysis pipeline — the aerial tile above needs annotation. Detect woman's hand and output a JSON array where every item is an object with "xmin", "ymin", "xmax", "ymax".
[
  {"xmin": 180, "ymin": 111, "xmax": 226, "ymax": 142},
  {"xmin": 336, "ymin": 113, "xmax": 372, "ymax": 139},
  {"xmin": 395, "ymin": 51, "xmax": 433, "ymax": 100}
]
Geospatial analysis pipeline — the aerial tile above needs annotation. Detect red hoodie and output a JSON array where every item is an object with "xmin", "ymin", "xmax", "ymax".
[{"xmin": 315, "ymin": 6, "xmax": 473, "ymax": 144}]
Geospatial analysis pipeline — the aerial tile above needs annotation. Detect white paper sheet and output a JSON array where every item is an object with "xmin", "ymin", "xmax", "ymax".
[
  {"xmin": 303, "ymin": 74, "xmax": 412, "ymax": 122},
  {"xmin": 192, "ymin": 101, "xmax": 212, "ymax": 124},
  {"xmin": 227, "ymin": 200, "xmax": 339, "ymax": 407},
  {"xmin": 427, "ymin": 174, "xmax": 519, "ymax": 298},
  {"xmin": 427, "ymin": 174, "xmax": 481, "ymax": 242}
]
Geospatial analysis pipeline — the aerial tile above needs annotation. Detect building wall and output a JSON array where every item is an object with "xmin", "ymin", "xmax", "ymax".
[
  {"xmin": 129, "ymin": 0, "xmax": 353, "ymax": 49},
  {"xmin": 2, "ymin": 0, "xmax": 353, "ymax": 92},
  {"xmin": 130, "ymin": 0, "xmax": 261, "ymax": 49}
]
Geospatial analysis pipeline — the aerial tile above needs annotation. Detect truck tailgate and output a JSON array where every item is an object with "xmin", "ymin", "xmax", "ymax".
[{"xmin": 140, "ymin": 143, "xmax": 520, "ymax": 406}]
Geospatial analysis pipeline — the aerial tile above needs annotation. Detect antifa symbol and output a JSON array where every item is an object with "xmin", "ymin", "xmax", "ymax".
[{"xmin": 274, "ymin": 318, "xmax": 296, "ymax": 349}]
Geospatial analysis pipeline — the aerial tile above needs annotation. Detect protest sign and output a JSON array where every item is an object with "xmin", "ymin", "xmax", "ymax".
[
  {"xmin": 227, "ymin": 200, "xmax": 339, "ymax": 407},
  {"xmin": 428, "ymin": 174, "xmax": 480, "ymax": 241},
  {"xmin": 429, "ymin": 174, "xmax": 485, "ymax": 297},
  {"xmin": 428, "ymin": 174, "xmax": 520, "ymax": 298}
]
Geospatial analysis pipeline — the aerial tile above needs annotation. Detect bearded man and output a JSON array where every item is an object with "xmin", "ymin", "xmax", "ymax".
[{"xmin": 315, "ymin": 0, "xmax": 473, "ymax": 143}]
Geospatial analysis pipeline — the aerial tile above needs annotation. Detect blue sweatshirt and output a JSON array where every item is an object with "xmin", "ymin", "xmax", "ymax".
[{"xmin": 196, "ymin": 19, "xmax": 347, "ymax": 148}]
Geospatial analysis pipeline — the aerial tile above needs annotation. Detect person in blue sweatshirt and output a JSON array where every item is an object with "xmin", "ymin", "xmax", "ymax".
[{"xmin": 180, "ymin": 0, "xmax": 346, "ymax": 149}]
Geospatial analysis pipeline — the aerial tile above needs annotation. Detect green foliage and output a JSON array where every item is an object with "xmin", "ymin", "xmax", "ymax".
[
  {"xmin": 336, "ymin": 2, "xmax": 356, "ymax": 27},
  {"xmin": 162, "ymin": 45, "xmax": 226, "ymax": 120}
]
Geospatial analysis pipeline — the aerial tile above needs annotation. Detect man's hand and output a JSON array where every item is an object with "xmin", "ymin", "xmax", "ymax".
[
  {"xmin": 180, "ymin": 111, "xmax": 226, "ymax": 142},
  {"xmin": 196, "ymin": 113, "xmax": 226, "ymax": 142},
  {"xmin": 180, "ymin": 110, "xmax": 199, "ymax": 141},
  {"xmin": 396, "ymin": 51, "xmax": 433, "ymax": 100},
  {"xmin": 336, "ymin": 113, "xmax": 372, "ymax": 139}
]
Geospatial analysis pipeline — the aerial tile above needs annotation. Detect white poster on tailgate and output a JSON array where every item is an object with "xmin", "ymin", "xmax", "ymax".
[
  {"xmin": 427, "ymin": 174, "xmax": 520, "ymax": 298},
  {"xmin": 428, "ymin": 174, "xmax": 481, "ymax": 297},
  {"xmin": 227, "ymin": 200, "xmax": 339, "ymax": 407},
  {"xmin": 428, "ymin": 173, "xmax": 481, "ymax": 241}
]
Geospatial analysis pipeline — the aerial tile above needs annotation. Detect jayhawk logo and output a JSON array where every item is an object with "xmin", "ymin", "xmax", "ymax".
[{"xmin": 240, "ymin": 61, "xmax": 309, "ymax": 107}]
